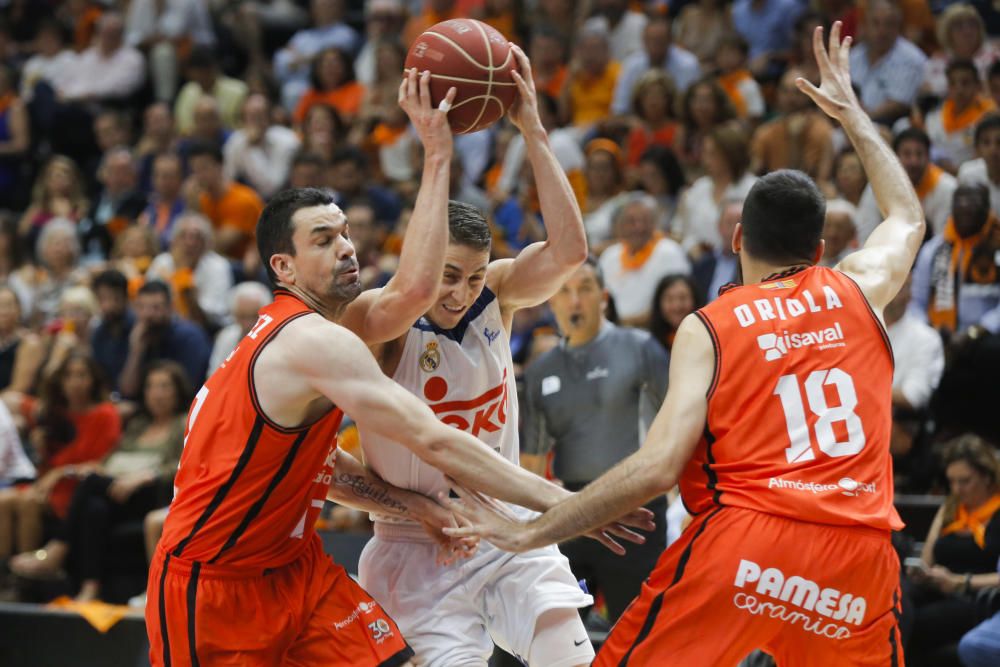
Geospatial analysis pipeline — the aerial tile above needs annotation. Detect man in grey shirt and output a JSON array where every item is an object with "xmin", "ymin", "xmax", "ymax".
[{"xmin": 522, "ymin": 256, "xmax": 670, "ymax": 624}]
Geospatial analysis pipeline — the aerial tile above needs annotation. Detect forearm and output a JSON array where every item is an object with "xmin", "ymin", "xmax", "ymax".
[
  {"xmin": 969, "ymin": 572, "xmax": 1000, "ymax": 591},
  {"xmin": 327, "ymin": 449, "xmax": 435, "ymax": 521},
  {"xmin": 118, "ymin": 347, "xmax": 145, "ymax": 398},
  {"xmin": 393, "ymin": 150, "xmax": 451, "ymax": 300},
  {"xmin": 522, "ymin": 126, "xmax": 587, "ymax": 265}
]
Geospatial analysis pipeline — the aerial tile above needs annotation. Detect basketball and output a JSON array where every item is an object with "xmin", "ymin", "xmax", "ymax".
[{"xmin": 405, "ymin": 18, "xmax": 518, "ymax": 134}]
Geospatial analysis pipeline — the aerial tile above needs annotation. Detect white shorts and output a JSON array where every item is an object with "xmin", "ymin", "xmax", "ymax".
[{"xmin": 358, "ymin": 522, "xmax": 593, "ymax": 667}]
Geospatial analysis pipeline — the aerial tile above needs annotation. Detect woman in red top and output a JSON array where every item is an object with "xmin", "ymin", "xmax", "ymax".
[
  {"xmin": 625, "ymin": 70, "xmax": 680, "ymax": 170},
  {"xmin": 0, "ymin": 351, "xmax": 120, "ymax": 571},
  {"xmin": 293, "ymin": 47, "xmax": 366, "ymax": 126}
]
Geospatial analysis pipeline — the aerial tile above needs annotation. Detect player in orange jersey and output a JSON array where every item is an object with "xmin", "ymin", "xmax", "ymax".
[{"xmin": 442, "ymin": 23, "xmax": 925, "ymax": 666}]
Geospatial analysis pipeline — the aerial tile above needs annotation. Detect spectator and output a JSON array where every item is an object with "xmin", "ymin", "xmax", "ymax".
[
  {"xmin": 561, "ymin": 22, "xmax": 620, "ymax": 131},
  {"xmin": 958, "ymin": 113, "xmax": 1000, "ymax": 218},
  {"xmin": 848, "ymin": 0, "xmax": 927, "ymax": 125},
  {"xmin": 674, "ymin": 121, "xmax": 757, "ymax": 255},
  {"xmin": 274, "ymin": 0, "xmax": 360, "ymax": 111},
  {"xmin": 819, "ymin": 198, "xmax": 858, "ymax": 268},
  {"xmin": 327, "ymin": 146, "xmax": 401, "ymax": 225},
  {"xmin": 905, "ymin": 435, "xmax": 1000, "ymax": 664},
  {"xmin": 174, "ymin": 47, "xmax": 249, "ymax": 136},
  {"xmin": 79, "ymin": 147, "xmax": 148, "ymax": 263},
  {"xmin": 137, "ymin": 153, "xmax": 186, "ymax": 251},
  {"xmin": 17, "ymin": 156, "xmax": 88, "ymax": 259},
  {"xmin": 403, "ymin": 0, "xmax": 461, "ymax": 47},
  {"xmin": 147, "ymin": 213, "xmax": 234, "ymax": 330},
  {"xmin": 674, "ymin": 0, "xmax": 732, "ymax": 68},
  {"xmin": 634, "ymin": 146, "xmax": 685, "ymax": 231},
  {"xmin": 292, "ymin": 47, "xmax": 365, "ymax": 126},
  {"xmin": 54, "ymin": 12, "xmax": 145, "ymax": 104},
  {"xmin": 224, "ymin": 94, "xmax": 301, "ymax": 200},
  {"xmin": 0, "ymin": 63, "xmax": 29, "ymax": 211},
  {"xmin": 751, "ymin": 66, "xmax": 834, "ymax": 182},
  {"xmin": 648, "ymin": 274, "xmax": 703, "ymax": 351},
  {"xmin": 925, "ymin": 60, "xmax": 996, "ymax": 174},
  {"xmin": 215, "ymin": 0, "xmax": 309, "ymax": 71},
  {"xmin": 624, "ymin": 71, "xmax": 680, "ymax": 170},
  {"xmin": 134, "ymin": 103, "xmax": 178, "ymax": 195},
  {"xmin": 522, "ymin": 257, "xmax": 668, "ymax": 624},
  {"xmin": 598, "ymin": 192, "xmax": 691, "ymax": 326},
  {"xmin": 858, "ymin": 128, "xmax": 957, "ymax": 240},
  {"xmin": 90, "ymin": 269, "xmax": 134, "ymax": 395},
  {"xmin": 958, "ymin": 565, "xmax": 1000, "ymax": 667},
  {"xmin": 691, "ymin": 198, "xmax": 741, "ymax": 303},
  {"xmin": 354, "ymin": 1, "xmax": 407, "ymax": 87},
  {"xmin": 0, "ymin": 352, "xmax": 120, "ymax": 567},
  {"xmin": 124, "ymin": 0, "xmax": 215, "ymax": 103},
  {"xmin": 676, "ymin": 77, "xmax": 737, "ymax": 173},
  {"xmin": 60, "ymin": 0, "xmax": 105, "ymax": 53},
  {"xmin": 208, "ymin": 282, "xmax": 272, "ymax": 372},
  {"xmin": 0, "ymin": 399, "xmax": 33, "ymax": 488},
  {"xmin": 39, "ymin": 286, "xmax": 100, "ymax": 378},
  {"xmin": 19, "ymin": 219, "xmax": 87, "ymax": 327},
  {"xmin": 581, "ymin": 139, "xmax": 628, "ymax": 249},
  {"xmin": 185, "ymin": 140, "xmax": 264, "ymax": 267},
  {"xmin": 830, "ymin": 148, "xmax": 868, "ymax": 207},
  {"xmin": 611, "ymin": 15, "xmax": 700, "ymax": 118},
  {"xmin": 299, "ymin": 103, "xmax": 345, "ymax": 166},
  {"xmin": 731, "ymin": 0, "xmax": 805, "ymax": 75},
  {"xmin": 911, "ymin": 184, "xmax": 1000, "ymax": 336},
  {"xmin": 583, "ymin": 0, "xmax": 646, "ymax": 62},
  {"xmin": 715, "ymin": 35, "xmax": 765, "ymax": 122},
  {"xmin": 19, "ymin": 19, "xmax": 75, "ymax": 102},
  {"xmin": 529, "ymin": 24, "xmax": 568, "ymax": 100},
  {"xmin": 0, "ymin": 285, "xmax": 42, "ymax": 394},
  {"xmin": 118, "ymin": 281, "xmax": 210, "ymax": 398},
  {"xmin": 287, "ymin": 151, "xmax": 326, "ymax": 190},
  {"xmin": 355, "ymin": 39, "xmax": 407, "ymax": 143},
  {"xmin": 923, "ymin": 3, "xmax": 1000, "ymax": 99}
]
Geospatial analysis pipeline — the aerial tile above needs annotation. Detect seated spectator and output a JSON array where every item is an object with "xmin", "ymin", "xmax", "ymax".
[
  {"xmin": 611, "ymin": 14, "xmax": 700, "ymax": 117},
  {"xmin": 0, "ymin": 64, "xmax": 29, "ymax": 211},
  {"xmin": 624, "ymin": 71, "xmax": 680, "ymax": 170},
  {"xmin": 819, "ymin": 198, "xmax": 859, "ymax": 268},
  {"xmin": 633, "ymin": 146, "xmax": 685, "ymax": 231},
  {"xmin": 39, "ymin": 286, "xmax": 100, "ymax": 382},
  {"xmin": 124, "ymin": 0, "xmax": 215, "ymax": 103},
  {"xmin": 751, "ymin": 67, "xmax": 834, "ymax": 182},
  {"xmin": 598, "ymin": 193, "xmax": 691, "ymax": 327},
  {"xmin": 829, "ymin": 148, "xmax": 868, "ymax": 207},
  {"xmin": 925, "ymin": 60, "xmax": 996, "ymax": 174},
  {"xmin": 0, "ymin": 399, "xmax": 33, "ymax": 488},
  {"xmin": 118, "ymin": 281, "xmax": 210, "ymax": 398},
  {"xmin": 15, "ymin": 219, "xmax": 87, "ymax": 327},
  {"xmin": 19, "ymin": 19, "xmax": 75, "ymax": 102},
  {"xmin": 582, "ymin": 0, "xmax": 647, "ymax": 62},
  {"xmin": 274, "ymin": 0, "xmax": 360, "ymax": 111},
  {"xmin": 958, "ymin": 114, "xmax": 1000, "ymax": 218},
  {"xmin": 354, "ymin": 2, "xmax": 407, "ymax": 87},
  {"xmin": 904, "ymin": 435, "xmax": 1000, "ymax": 664},
  {"xmin": 649, "ymin": 274, "xmax": 702, "ymax": 352},
  {"xmin": 848, "ymin": 0, "xmax": 927, "ymax": 125},
  {"xmin": 174, "ymin": 46, "xmax": 248, "ymax": 136},
  {"xmin": 676, "ymin": 77, "xmax": 736, "ymax": 174},
  {"xmin": 403, "ymin": 0, "xmax": 461, "ymax": 48},
  {"xmin": 9, "ymin": 360, "xmax": 188, "ymax": 601},
  {"xmin": 0, "ymin": 352, "xmax": 120, "ymax": 566},
  {"xmin": 135, "ymin": 104, "xmax": 177, "ymax": 192},
  {"xmin": 224, "ymin": 94, "xmax": 301, "ymax": 200},
  {"xmin": 327, "ymin": 146, "xmax": 401, "ymax": 226},
  {"xmin": 17, "ymin": 156, "xmax": 88, "ymax": 259},
  {"xmin": 910, "ymin": 184, "xmax": 1000, "ymax": 336},
  {"xmin": 209, "ymin": 282, "xmax": 273, "ymax": 372},
  {"xmin": 529, "ymin": 25, "xmax": 568, "ymax": 100},
  {"xmin": 60, "ymin": 0, "xmax": 105, "ymax": 53},
  {"xmin": 293, "ymin": 47, "xmax": 365, "ymax": 126},
  {"xmin": 674, "ymin": 121, "xmax": 757, "ymax": 256},
  {"xmin": 674, "ymin": 0, "xmax": 731, "ymax": 68},
  {"xmin": 581, "ymin": 139, "xmax": 628, "ymax": 250},
  {"xmin": 354, "ymin": 38, "xmax": 407, "ymax": 139},
  {"xmin": 715, "ymin": 35, "xmax": 765, "ymax": 122},
  {"xmin": 54, "ymin": 12, "xmax": 145, "ymax": 104},
  {"xmin": 858, "ymin": 128, "xmax": 957, "ymax": 240},
  {"xmin": 185, "ymin": 141, "xmax": 264, "ymax": 268},
  {"xmin": 958, "ymin": 565, "xmax": 1000, "ymax": 667},
  {"xmin": 560, "ymin": 22, "xmax": 620, "ymax": 132},
  {"xmin": 691, "ymin": 198, "xmax": 741, "ymax": 304},
  {"xmin": 299, "ymin": 103, "xmax": 346, "ymax": 166},
  {"xmin": 287, "ymin": 151, "xmax": 327, "ymax": 190},
  {"xmin": 0, "ymin": 285, "xmax": 42, "ymax": 395},
  {"xmin": 90, "ymin": 269, "xmax": 134, "ymax": 396},
  {"xmin": 79, "ymin": 148, "xmax": 148, "ymax": 263},
  {"xmin": 109, "ymin": 225, "xmax": 159, "ymax": 297},
  {"xmin": 147, "ymin": 213, "xmax": 234, "ymax": 330},
  {"xmin": 137, "ymin": 153, "xmax": 186, "ymax": 251},
  {"xmin": 923, "ymin": 3, "xmax": 1000, "ymax": 99}
]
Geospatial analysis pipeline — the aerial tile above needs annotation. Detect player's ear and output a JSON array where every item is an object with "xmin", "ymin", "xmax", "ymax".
[
  {"xmin": 271, "ymin": 253, "xmax": 294, "ymax": 284},
  {"xmin": 812, "ymin": 239, "xmax": 825, "ymax": 265},
  {"xmin": 732, "ymin": 223, "xmax": 743, "ymax": 254}
]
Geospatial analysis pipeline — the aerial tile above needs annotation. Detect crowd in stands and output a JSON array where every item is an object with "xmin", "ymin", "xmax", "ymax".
[{"xmin": 0, "ymin": 0, "xmax": 993, "ymax": 665}]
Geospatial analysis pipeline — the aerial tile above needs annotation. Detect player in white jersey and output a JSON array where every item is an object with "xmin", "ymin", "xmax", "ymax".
[{"xmin": 345, "ymin": 46, "xmax": 626, "ymax": 667}]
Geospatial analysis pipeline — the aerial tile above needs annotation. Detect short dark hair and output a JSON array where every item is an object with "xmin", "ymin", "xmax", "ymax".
[
  {"xmin": 741, "ymin": 170, "xmax": 825, "ymax": 265},
  {"xmin": 186, "ymin": 139, "xmax": 223, "ymax": 164},
  {"xmin": 946, "ymin": 58, "xmax": 979, "ymax": 82},
  {"xmin": 92, "ymin": 269, "xmax": 128, "ymax": 296},
  {"xmin": 330, "ymin": 145, "xmax": 368, "ymax": 170},
  {"xmin": 447, "ymin": 200, "xmax": 491, "ymax": 252},
  {"xmin": 581, "ymin": 254, "xmax": 604, "ymax": 288},
  {"xmin": 974, "ymin": 112, "xmax": 1000, "ymax": 145},
  {"xmin": 138, "ymin": 280, "xmax": 172, "ymax": 303},
  {"xmin": 257, "ymin": 188, "xmax": 336, "ymax": 285},
  {"xmin": 292, "ymin": 151, "xmax": 327, "ymax": 170},
  {"xmin": 309, "ymin": 47, "xmax": 356, "ymax": 90},
  {"xmin": 649, "ymin": 274, "xmax": 703, "ymax": 345},
  {"xmin": 893, "ymin": 126, "xmax": 931, "ymax": 153},
  {"xmin": 185, "ymin": 45, "xmax": 218, "ymax": 70}
]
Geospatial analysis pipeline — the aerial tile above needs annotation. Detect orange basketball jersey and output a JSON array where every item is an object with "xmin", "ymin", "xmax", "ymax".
[
  {"xmin": 682, "ymin": 266, "xmax": 903, "ymax": 531},
  {"xmin": 159, "ymin": 289, "xmax": 344, "ymax": 568}
]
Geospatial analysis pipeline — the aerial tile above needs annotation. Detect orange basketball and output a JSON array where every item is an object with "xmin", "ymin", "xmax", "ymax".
[{"xmin": 405, "ymin": 18, "xmax": 518, "ymax": 134}]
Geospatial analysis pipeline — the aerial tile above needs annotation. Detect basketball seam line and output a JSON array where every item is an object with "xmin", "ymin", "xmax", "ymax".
[
  {"xmin": 430, "ymin": 73, "xmax": 517, "ymax": 86},
  {"xmin": 423, "ymin": 31, "xmax": 500, "ymax": 72},
  {"xmin": 466, "ymin": 20, "xmax": 494, "ymax": 134}
]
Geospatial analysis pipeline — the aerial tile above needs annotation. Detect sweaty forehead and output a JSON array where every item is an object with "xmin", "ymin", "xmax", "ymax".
[{"xmin": 292, "ymin": 203, "xmax": 346, "ymax": 232}]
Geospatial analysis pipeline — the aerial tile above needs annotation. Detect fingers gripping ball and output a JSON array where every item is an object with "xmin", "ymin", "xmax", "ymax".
[{"xmin": 405, "ymin": 18, "xmax": 518, "ymax": 134}]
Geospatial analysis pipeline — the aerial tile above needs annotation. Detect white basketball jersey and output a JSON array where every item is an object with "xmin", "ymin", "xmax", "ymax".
[{"xmin": 361, "ymin": 288, "xmax": 519, "ymax": 524}]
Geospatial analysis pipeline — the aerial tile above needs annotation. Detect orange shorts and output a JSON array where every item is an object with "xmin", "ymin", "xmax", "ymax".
[
  {"xmin": 596, "ymin": 506, "xmax": 904, "ymax": 667},
  {"xmin": 146, "ymin": 535, "xmax": 413, "ymax": 667}
]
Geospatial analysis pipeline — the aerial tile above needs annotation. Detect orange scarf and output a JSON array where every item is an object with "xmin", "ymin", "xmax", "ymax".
[
  {"xmin": 620, "ymin": 231, "xmax": 664, "ymax": 271},
  {"xmin": 928, "ymin": 214, "xmax": 999, "ymax": 330},
  {"xmin": 371, "ymin": 122, "xmax": 407, "ymax": 148},
  {"xmin": 718, "ymin": 69, "xmax": 752, "ymax": 118},
  {"xmin": 941, "ymin": 493, "xmax": 1000, "ymax": 548},
  {"xmin": 915, "ymin": 164, "xmax": 944, "ymax": 200},
  {"xmin": 0, "ymin": 93, "xmax": 15, "ymax": 116},
  {"xmin": 941, "ymin": 96, "xmax": 997, "ymax": 134}
]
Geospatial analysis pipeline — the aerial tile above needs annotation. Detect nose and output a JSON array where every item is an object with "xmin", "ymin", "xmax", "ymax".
[{"xmin": 335, "ymin": 235, "xmax": 356, "ymax": 260}]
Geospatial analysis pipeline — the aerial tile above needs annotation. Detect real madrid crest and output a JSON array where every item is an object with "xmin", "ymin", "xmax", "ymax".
[{"xmin": 420, "ymin": 341, "xmax": 440, "ymax": 372}]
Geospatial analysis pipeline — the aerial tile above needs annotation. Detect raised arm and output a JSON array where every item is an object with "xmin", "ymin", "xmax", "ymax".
[
  {"xmin": 488, "ymin": 45, "xmax": 588, "ymax": 315},
  {"xmin": 339, "ymin": 71, "xmax": 457, "ymax": 344},
  {"xmin": 796, "ymin": 23, "xmax": 925, "ymax": 312}
]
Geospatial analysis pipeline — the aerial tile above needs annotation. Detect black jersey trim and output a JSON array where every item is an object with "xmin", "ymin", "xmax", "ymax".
[
  {"xmin": 186, "ymin": 561, "xmax": 201, "ymax": 667},
  {"xmin": 171, "ymin": 417, "xmax": 265, "ymax": 558},
  {"xmin": 693, "ymin": 311, "xmax": 721, "ymax": 399},
  {"xmin": 837, "ymin": 270, "xmax": 896, "ymax": 371},
  {"xmin": 702, "ymin": 426, "xmax": 722, "ymax": 506},
  {"xmin": 411, "ymin": 287, "xmax": 497, "ymax": 343},
  {"xmin": 158, "ymin": 553, "xmax": 172, "ymax": 667},
  {"xmin": 378, "ymin": 646, "xmax": 417, "ymax": 667},
  {"xmin": 208, "ymin": 427, "xmax": 312, "ymax": 563}
]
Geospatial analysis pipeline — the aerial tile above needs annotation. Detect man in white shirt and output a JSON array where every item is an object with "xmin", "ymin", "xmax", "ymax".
[
  {"xmin": 611, "ymin": 15, "xmax": 701, "ymax": 116},
  {"xmin": 584, "ymin": 0, "xmax": 648, "ymax": 62},
  {"xmin": 57, "ymin": 12, "xmax": 146, "ymax": 103},
  {"xmin": 223, "ymin": 94, "xmax": 301, "ymax": 199},
  {"xmin": 20, "ymin": 20, "xmax": 75, "ymax": 102},
  {"xmin": 598, "ymin": 193, "xmax": 691, "ymax": 326},
  {"xmin": 957, "ymin": 113, "xmax": 1000, "ymax": 218},
  {"xmin": 208, "ymin": 281, "xmax": 273, "ymax": 371}
]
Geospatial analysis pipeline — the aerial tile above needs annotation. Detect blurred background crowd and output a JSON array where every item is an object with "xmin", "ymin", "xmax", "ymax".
[{"xmin": 0, "ymin": 0, "xmax": 995, "ymax": 665}]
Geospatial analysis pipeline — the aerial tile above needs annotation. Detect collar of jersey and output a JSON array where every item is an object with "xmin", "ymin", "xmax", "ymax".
[
  {"xmin": 718, "ymin": 264, "xmax": 812, "ymax": 297},
  {"xmin": 413, "ymin": 287, "xmax": 497, "ymax": 343}
]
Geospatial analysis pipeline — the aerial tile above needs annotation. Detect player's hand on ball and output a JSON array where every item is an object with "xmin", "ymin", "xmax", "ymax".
[
  {"xmin": 506, "ymin": 44, "xmax": 542, "ymax": 135},
  {"xmin": 795, "ymin": 21, "xmax": 861, "ymax": 122},
  {"xmin": 398, "ymin": 67, "xmax": 457, "ymax": 155}
]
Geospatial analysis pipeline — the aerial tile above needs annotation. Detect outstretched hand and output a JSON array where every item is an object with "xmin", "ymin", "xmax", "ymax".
[
  {"xmin": 506, "ymin": 44, "xmax": 543, "ymax": 135},
  {"xmin": 398, "ymin": 68, "xmax": 457, "ymax": 157},
  {"xmin": 795, "ymin": 21, "xmax": 861, "ymax": 123}
]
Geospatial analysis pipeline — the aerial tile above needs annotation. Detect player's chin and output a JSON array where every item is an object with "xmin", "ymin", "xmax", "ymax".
[{"xmin": 330, "ymin": 277, "xmax": 363, "ymax": 301}]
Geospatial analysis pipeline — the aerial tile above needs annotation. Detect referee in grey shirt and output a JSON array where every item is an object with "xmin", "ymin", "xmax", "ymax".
[{"xmin": 522, "ymin": 256, "xmax": 669, "ymax": 625}]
